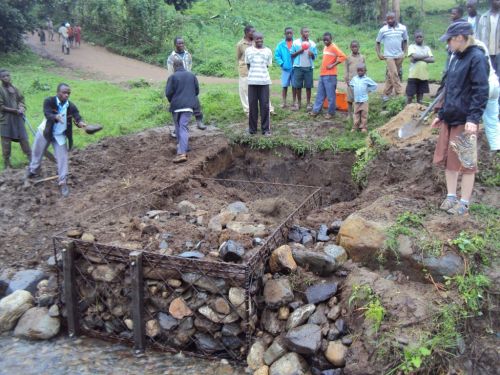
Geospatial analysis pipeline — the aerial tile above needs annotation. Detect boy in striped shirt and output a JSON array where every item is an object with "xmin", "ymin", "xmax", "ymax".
[{"xmin": 245, "ymin": 32, "xmax": 272, "ymax": 135}]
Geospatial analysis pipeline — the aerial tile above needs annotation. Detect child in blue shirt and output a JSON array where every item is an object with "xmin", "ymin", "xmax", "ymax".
[{"xmin": 349, "ymin": 63, "xmax": 377, "ymax": 132}]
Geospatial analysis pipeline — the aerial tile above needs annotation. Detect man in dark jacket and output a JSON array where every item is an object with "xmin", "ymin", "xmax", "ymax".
[
  {"xmin": 166, "ymin": 59, "xmax": 200, "ymax": 163},
  {"xmin": 27, "ymin": 83, "xmax": 87, "ymax": 197}
]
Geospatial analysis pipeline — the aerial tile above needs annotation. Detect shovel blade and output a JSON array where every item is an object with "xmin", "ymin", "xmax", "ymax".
[{"xmin": 398, "ymin": 119, "xmax": 424, "ymax": 139}]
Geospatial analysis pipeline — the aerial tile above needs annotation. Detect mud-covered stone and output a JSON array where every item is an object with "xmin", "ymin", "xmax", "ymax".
[{"xmin": 283, "ymin": 324, "xmax": 322, "ymax": 355}]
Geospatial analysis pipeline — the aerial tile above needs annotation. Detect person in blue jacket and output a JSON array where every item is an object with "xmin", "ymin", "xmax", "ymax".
[{"xmin": 275, "ymin": 27, "xmax": 296, "ymax": 109}]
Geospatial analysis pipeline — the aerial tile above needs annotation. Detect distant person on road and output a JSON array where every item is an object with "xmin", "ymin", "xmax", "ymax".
[
  {"xmin": 450, "ymin": 7, "xmax": 465, "ymax": 23},
  {"xmin": 236, "ymin": 25, "xmax": 255, "ymax": 115},
  {"xmin": 67, "ymin": 24, "xmax": 74, "ymax": 47},
  {"xmin": 59, "ymin": 23, "xmax": 70, "ymax": 54},
  {"xmin": 26, "ymin": 83, "xmax": 88, "ymax": 197},
  {"xmin": 0, "ymin": 69, "xmax": 31, "ymax": 169},
  {"xmin": 165, "ymin": 59, "xmax": 200, "ymax": 164},
  {"xmin": 245, "ymin": 32, "xmax": 272, "ymax": 136},
  {"xmin": 344, "ymin": 40, "xmax": 366, "ymax": 120},
  {"xmin": 349, "ymin": 64, "xmax": 377, "ymax": 133},
  {"xmin": 376, "ymin": 12, "xmax": 408, "ymax": 102},
  {"xmin": 47, "ymin": 18, "xmax": 54, "ymax": 41},
  {"xmin": 431, "ymin": 22, "xmax": 489, "ymax": 215},
  {"xmin": 310, "ymin": 32, "xmax": 346, "ymax": 119},
  {"xmin": 477, "ymin": 0, "xmax": 500, "ymax": 109},
  {"xmin": 38, "ymin": 28, "xmax": 46, "ymax": 45},
  {"xmin": 466, "ymin": 0, "xmax": 480, "ymax": 34},
  {"xmin": 406, "ymin": 31, "xmax": 434, "ymax": 104},
  {"xmin": 290, "ymin": 27, "xmax": 318, "ymax": 111},
  {"xmin": 274, "ymin": 27, "xmax": 296, "ymax": 108},
  {"xmin": 166, "ymin": 36, "xmax": 206, "ymax": 132},
  {"xmin": 74, "ymin": 25, "xmax": 81, "ymax": 47}
]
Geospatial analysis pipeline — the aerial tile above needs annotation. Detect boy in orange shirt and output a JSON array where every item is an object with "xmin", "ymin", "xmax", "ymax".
[{"xmin": 311, "ymin": 32, "xmax": 346, "ymax": 118}]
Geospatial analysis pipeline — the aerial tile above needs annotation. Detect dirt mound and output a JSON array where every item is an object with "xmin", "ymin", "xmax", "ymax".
[{"xmin": 378, "ymin": 103, "xmax": 435, "ymax": 146}]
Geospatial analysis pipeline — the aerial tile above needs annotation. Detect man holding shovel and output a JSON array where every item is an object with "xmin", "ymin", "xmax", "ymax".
[{"xmin": 26, "ymin": 83, "xmax": 90, "ymax": 197}]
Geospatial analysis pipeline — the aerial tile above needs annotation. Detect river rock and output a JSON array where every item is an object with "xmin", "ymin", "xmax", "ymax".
[
  {"xmin": 212, "ymin": 297, "xmax": 231, "ymax": 315},
  {"xmin": 327, "ymin": 305, "xmax": 340, "ymax": 321},
  {"xmin": 178, "ymin": 200, "xmax": 196, "ymax": 215},
  {"xmin": 194, "ymin": 333, "xmax": 224, "ymax": 353},
  {"xmin": 178, "ymin": 251, "xmax": 205, "ymax": 259},
  {"xmin": 278, "ymin": 306, "xmax": 290, "ymax": 320},
  {"xmin": 226, "ymin": 222, "xmax": 267, "ymax": 237},
  {"xmin": 317, "ymin": 225, "xmax": 330, "ymax": 242},
  {"xmin": 194, "ymin": 317, "xmax": 221, "ymax": 333},
  {"xmin": 0, "ymin": 290, "xmax": 34, "ymax": 332},
  {"xmin": 422, "ymin": 252, "xmax": 465, "ymax": 280},
  {"xmin": 254, "ymin": 365, "xmax": 270, "ymax": 375},
  {"xmin": 221, "ymin": 323, "xmax": 242, "ymax": 337},
  {"xmin": 228, "ymin": 287, "xmax": 246, "ymax": 318},
  {"xmin": 81, "ymin": 232, "xmax": 95, "ymax": 242},
  {"xmin": 264, "ymin": 278, "xmax": 294, "ymax": 309},
  {"xmin": 198, "ymin": 305, "xmax": 239, "ymax": 324},
  {"xmin": 288, "ymin": 226, "xmax": 313, "ymax": 245},
  {"xmin": 286, "ymin": 304, "xmax": 316, "ymax": 330},
  {"xmin": 323, "ymin": 245, "xmax": 348, "ymax": 265},
  {"xmin": 248, "ymin": 341, "xmax": 267, "ymax": 370},
  {"xmin": 305, "ymin": 282, "xmax": 338, "ymax": 304},
  {"xmin": 124, "ymin": 319, "xmax": 133, "ymax": 330},
  {"xmin": 264, "ymin": 337, "xmax": 287, "ymax": 366},
  {"xmin": 222, "ymin": 335, "xmax": 244, "ymax": 350},
  {"xmin": 146, "ymin": 319, "xmax": 161, "ymax": 338},
  {"xmin": 291, "ymin": 249, "xmax": 337, "ymax": 276},
  {"xmin": 262, "ymin": 309, "xmax": 286, "ymax": 335},
  {"xmin": 6, "ymin": 269, "xmax": 46, "ymax": 295},
  {"xmin": 337, "ymin": 214, "xmax": 387, "ymax": 263},
  {"xmin": 89, "ymin": 264, "xmax": 125, "ymax": 283},
  {"xmin": 48, "ymin": 304, "xmax": 59, "ymax": 317},
  {"xmin": 169, "ymin": 297, "xmax": 193, "ymax": 319},
  {"xmin": 308, "ymin": 304, "xmax": 329, "ymax": 325},
  {"xmin": 14, "ymin": 307, "xmax": 60, "ymax": 339},
  {"xmin": 219, "ymin": 240, "xmax": 245, "ymax": 262},
  {"xmin": 283, "ymin": 324, "xmax": 322, "ymax": 355},
  {"xmin": 324, "ymin": 341, "xmax": 347, "ymax": 367},
  {"xmin": 66, "ymin": 229, "xmax": 82, "ymax": 238},
  {"xmin": 226, "ymin": 201, "xmax": 249, "ymax": 214},
  {"xmin": 269, "ymin": 352, "xmax": 308, "ymax": 375},
  {"xmin": 334, "ymin": 319, "xmax": 347, "ymax": 336},
  {"xmin": 181, "ymin": 273, "xmax": 228, "ymax": 293},
  {"xmin": 158, "ymin": 312, "xmax": 179, "ymax": 331},
  {"xmin": 269, "ymin": 245, "xmax": 297, "ymax": 274}
]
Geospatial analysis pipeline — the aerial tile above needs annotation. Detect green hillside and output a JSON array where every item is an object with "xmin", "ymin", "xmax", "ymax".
[{"xmin": 82, "ymin": 0, "xmax": 455, "ymax": 82}]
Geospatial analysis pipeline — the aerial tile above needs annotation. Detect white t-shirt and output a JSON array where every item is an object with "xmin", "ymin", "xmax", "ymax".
[
  {"xmin": 245, "ymin": 46, "xmax": 272, "ymax": 85},
  {"xmin": 489, "ymin": 13, "xmax": 499, "ymax": 55}
]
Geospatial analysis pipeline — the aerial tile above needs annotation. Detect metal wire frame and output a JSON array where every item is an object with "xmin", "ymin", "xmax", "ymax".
[{"xmin": 52, "ymin": 178, "xmax": 323, "ymax": 362}]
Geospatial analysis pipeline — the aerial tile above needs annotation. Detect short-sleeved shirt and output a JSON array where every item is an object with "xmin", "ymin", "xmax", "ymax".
[
  {"xmin": 344, "ymin": 54, "xmax": 365, "ymax": 82},
  {"xmin": 376, "ymin": 23, "xmax": 408, "ymax": 58},
  {"xmin": 408, "ymin": 44, "xmax": 433, "ymax": 81},
  {"xmin": 236, "ymin": 38, "xmax": 253, "ymax": 77},
  {"xmin": 245, "ymin": 46, "xmax": 272, "ymax": 85}
]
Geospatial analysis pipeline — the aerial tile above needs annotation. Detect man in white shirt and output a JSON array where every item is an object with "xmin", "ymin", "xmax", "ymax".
[{"xmin": 466, "ymin": 0, "xmax": 480, "ymax": 34}]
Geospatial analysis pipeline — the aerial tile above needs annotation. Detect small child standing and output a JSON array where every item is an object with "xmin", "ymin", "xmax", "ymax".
[
  {"xmin": 349, "ymin": 63, "xmax": 377, "ymax": 133},
  {"xmin": 406, "ymin": 31, "xmax": 434, "ymax": 104},
  {"xmin": 344, "ymin": 40, "xmax": 366, "ymax": 118}
]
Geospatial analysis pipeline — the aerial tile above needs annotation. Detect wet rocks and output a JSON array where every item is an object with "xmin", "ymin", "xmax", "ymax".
[
  {"xmin": 264, "ymin": 337, "xmax": 288, "ymax": 365},
  {"xmin": 264, "ymin": 278, "xmax": 294, "ymax": 309},
  {"xmin": 317, "ymin": 225, "xmax": 330, "ymax": 242},
  {"xmin": 5, "ymin": 269, "xmax": 46, "ymax": 295},
  {"xmin": 286, "ymin": 304, "xmax": 316, "ymax": 330},
  {"xmin": 305, "ymin": 282, "xmax": 338, "ymax": 304},
  {"xmin": 269, "ymin": 245, "xmax": 297, "ymax": 274},
  {"xmin": 324, "ymin": 341, "xmax": 348, "ymax": 367},
  {"xmin": 0, "ymin": 290, "xmax": 34, "ymax": 332},
  {"xmin": 248, "ymin": 341, "xmax": 267, "ymax": 370},
  {"xmin": 283, "ymin": 324, "xmax": 322, "ymax": 355},
  {"xmin": 269, "ymin": 352, "xmax": 308, "ymax": 375},
  {"xmin": 218, "ymin": 240, "xmax": 245, "ymax": 262},
  {"xmin": 323, "ymin": 245, "xmax": 348, "ymax": 265},
  {"xmin": 291, "ymin": 249, "xmax": 337, "ymax": 276},
  {"xmin": 288, "ymin": 226, "xmax": 314, "ymax": 245},
  {"xmin": 13, "ymin": 307, "xmax": 60, "ymax": 340}
]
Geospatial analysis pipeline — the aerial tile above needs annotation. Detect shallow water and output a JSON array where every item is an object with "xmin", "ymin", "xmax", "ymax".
[{"xmin": 0, "ymin": 334, "xmax": 243, "ymax": 375}]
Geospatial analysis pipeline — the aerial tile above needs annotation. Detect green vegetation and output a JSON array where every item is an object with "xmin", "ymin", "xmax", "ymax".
[
  {"xmin": 381, "ymin": 211, "xmax": 424, "ymax": 262},
  {"xmin": 349, "ymin": 284, "xmax": 386, "ymax": 332},
  {"xmin": 445, "ymin": 272, "xmax": 491, "ymax": 313},
  {"xmin": 351, "ymin": 128, "xmax": 388, "ymax": 187}
]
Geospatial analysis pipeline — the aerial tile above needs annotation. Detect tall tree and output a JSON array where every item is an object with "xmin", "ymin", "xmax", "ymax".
[{"xmin": 0, "ymin": 0, "xmax": 36, "ymax": 52}]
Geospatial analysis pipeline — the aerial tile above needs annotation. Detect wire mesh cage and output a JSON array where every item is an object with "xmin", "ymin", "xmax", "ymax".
[{"xmin": 53, "ymin": 177, "xmax": 322, "ymax": 362}]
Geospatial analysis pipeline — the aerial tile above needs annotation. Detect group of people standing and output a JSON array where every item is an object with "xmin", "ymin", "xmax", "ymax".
[{"xmin": 40, "ymin": 19, "xmax": 82, "ymax": 55}]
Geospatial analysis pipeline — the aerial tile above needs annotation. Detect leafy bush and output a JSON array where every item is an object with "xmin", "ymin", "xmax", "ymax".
[
  {"xmin": 0, "ymin": 0, "xmax": 36, "ymax": 52},
  {"xmin": 294, "ymin": 0, "xmax": 331, "ymax": 11}
]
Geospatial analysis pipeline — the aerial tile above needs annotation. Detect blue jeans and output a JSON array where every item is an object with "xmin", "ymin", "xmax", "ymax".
[
  {"xmin": 174, "ymin": 111, "xmax": 192, "ymax": 154},
  {"xmin": 313, "ymin": 75, "xmax": 337, "ymax": 114}
]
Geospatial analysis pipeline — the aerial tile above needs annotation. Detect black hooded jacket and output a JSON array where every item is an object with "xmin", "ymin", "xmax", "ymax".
[
  {"xmin": 438, "ymin": 44, "xmax": 489, "ymax": 126},
  {"xmin": 43, "ymin": 96, "xmax": 82, "ymax": 150}
]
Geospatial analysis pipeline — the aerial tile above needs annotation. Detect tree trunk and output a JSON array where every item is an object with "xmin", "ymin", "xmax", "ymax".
[
  {"xmin": 380, "ymin": 0, "xmax": 388, "ymax": 22},
  {"xmin": 392, "ymin": 0, "xmax": 400, "ymax": 22}
]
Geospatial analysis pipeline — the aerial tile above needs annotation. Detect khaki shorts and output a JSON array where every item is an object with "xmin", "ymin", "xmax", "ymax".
[{"xmin": 433, "ymin": 123, "xmax": 478, "ymax": 174}]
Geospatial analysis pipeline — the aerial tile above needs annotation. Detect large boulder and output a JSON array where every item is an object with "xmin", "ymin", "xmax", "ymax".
[
  {"xmin": 283, "ymin": 324, "xmax": 322, "ymax": 355},
  {"xmin": 337, "ymin": 214, "xmax": 387, "ymax": 263},
  {"xmin": 13, "ymin": 307, "xmax": 60, "ymax": 339},
  {"xmin": 291, "ymin": 248, "xmax": 337, "ymax": 276},
  {"xmin": 269, "ymin": 352, "xmax": 309, "ymax": 375},
  {"xmin": 0, "ymin": 290, "xmax": 34, "ymax": 332},
  {"xmin": 323, "ymin": 245, "xmax": 349, "ymax": 265}
]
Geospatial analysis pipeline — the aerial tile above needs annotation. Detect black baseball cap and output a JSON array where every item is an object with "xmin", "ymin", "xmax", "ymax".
[{"xmin": 439, "ymin": 21, "xmax": 473, "ymax": 42}]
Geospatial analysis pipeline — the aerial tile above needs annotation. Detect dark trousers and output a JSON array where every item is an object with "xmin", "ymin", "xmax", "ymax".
[{"xmin": 248, "ymin": 84, "xmax": 270, "ymax": 134}]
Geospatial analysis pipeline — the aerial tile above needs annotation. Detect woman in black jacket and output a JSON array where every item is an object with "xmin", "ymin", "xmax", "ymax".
[{"xmin": 431, "ymin": 21, "xmax": 489, "ymax": 216}]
